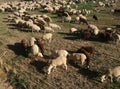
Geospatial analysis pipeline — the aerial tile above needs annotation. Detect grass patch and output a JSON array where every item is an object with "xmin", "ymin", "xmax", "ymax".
[{"xmin": 7, "ymin": 70, "xmax": 31, "ymax": 89}]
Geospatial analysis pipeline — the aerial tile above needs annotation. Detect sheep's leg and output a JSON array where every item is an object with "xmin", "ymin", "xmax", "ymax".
[
  {"xmin": 110, "ymin": 75, "xmax": 113, "ymax": 82},
  {"xmin": 64, "ymin": 63, "xmax": 67, "ymax": 70},
  {"xmin": 52, "ymin": 66, "xmax": 56, "ymax": 72},
  {"xmin": 48, "ymin": 65, "xmax": 53, "ymax": 74},
  {"xmin": 116, "ymin": 75, "xmax": 120, "ymax": 82}
]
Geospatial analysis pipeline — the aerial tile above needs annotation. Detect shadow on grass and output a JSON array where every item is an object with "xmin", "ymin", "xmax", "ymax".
[
  {"xmin": 7, "ymin": 43, "xmax": 28, "ymax": 57},
  {"xmin": 30, "ymin": 60, "xmax": 47, "ymax": 74},
  {"xmin": 78, "ymin": 68, "xmax": 100, "ymax": 79},
  {"xmin": 57, "ymin": 32, "xmax": 81, "ymax": 40}
]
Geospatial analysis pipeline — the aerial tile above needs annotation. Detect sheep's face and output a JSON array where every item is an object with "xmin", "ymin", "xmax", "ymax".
[{"xmin": 101, "ymin": 75, "xmax": 106, "ymax": 82}]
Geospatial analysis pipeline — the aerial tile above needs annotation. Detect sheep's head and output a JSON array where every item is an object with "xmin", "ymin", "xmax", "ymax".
[{"xmin": 101, "ymin": 75, "xmax": 106, "ymax": 82}]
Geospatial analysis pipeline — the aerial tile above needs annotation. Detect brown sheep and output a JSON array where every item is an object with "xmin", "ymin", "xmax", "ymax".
[
  {"xmin": 76, "ymin": 46, "xmax": 95, "ymax": 68},
  {"xmin": 21, "ymin": 39, "xmax": 29, "ymax": 57},
  {"xmin": 36, "ymin": 39, "xmax": 45, "ymax": 55}
]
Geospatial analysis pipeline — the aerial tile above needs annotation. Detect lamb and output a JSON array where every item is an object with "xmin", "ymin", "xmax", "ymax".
[
  {"xmin": 31, "ymin": 44, "xmax": 43, "ymax": 57},
  {"xmin": 42, "ymin": 33, "xmax": 53, "ymax": 43},
  {"xmin": 47, "ymin": 52, "xmax": 68, "ymax": 74},
  {"xmin": 101, "ymin": 66, "xmax": 120, "ymax": 82},
  {"xmin": 68, "ymin": 53, "xmax": 87, "ymax": 66}
]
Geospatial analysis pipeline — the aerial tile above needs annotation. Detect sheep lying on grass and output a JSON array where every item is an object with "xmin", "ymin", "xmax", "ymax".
[{"xmin": 101, "ymin": 66, "xmax": 120, "ymax": 82}]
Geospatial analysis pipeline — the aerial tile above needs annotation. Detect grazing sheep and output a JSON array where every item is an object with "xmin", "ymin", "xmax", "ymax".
[
  {"xmin": 80, "ymin": 29, "xmax": 92, "ymax": 40},
  {"xmin": 68, "ymin": 53, "xmax": 87, "ymax": 66},
  {"xmin": 44, "ymin": 26, "xmax": 54, "ymax": 33},
  {"xmin": 29, "ymin": 23, "xmax": 41, "ymax": 32},
  {"xmin": 36, "ymin": 39, "xmax": 45, "ymax": 55},
  {"xmin": 76, "ymin": 46, "xmax": 95, "ymax": 68},
  {"xmin": 101, "ymin": 66, "xmax": 120, "ymax": 82},
  {"xmin": 50, "ymin": 49, "xmax": 69, "ymax": 58},
  {"xmin": 79, "ymin": 14, "xmax": 88, "ymax": 25},
  {"xmin": 69, "ymin": 28, "xmax": 78, "ymax": 33},
  {"xmin": 47, "ymin": 56, "xmax": 67, "ymax": 74},
  {"xmin": 29, "ymin": 37, "xmax": 36, "ymax": 47},
  {"xmin": 55, "ymin": 50, "xmax": 69, "ymax": 57},
  {"xmin": 21, "ymin": 39, "xmax": 29, "ymax": 57},
  {"xmin": 31, "ymin": 44, "xmax": 43, "ymax": 57},
  {"xmin": 88, "ymin": 24, "xmax": 100, "ymax": 36},
  {"xmin": 49, "ymin": 23, "xmax": 61, "ymax": 30},
  {"xmin": 42, "ymin": 33, "xmax": 53, "ymax": 43},
  {"xmin": 64, "ymin": 12, "xmax": 72, "ymax": 23}
]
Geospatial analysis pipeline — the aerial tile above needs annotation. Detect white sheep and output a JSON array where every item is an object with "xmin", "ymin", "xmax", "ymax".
[
  {"xmin": 31, "ymin": 44, "xmax": 43, "ymax": 57},
  {"xmin": 101, "ymin": 66, "xmax": 120, "ymax": 82},
  {"xmin": 44, "ymin": 26, "xmax": 54, "ymax": 33},
  {"xmin": 49, "ymin": 23, "xmax": 61, "ymax": 30},
  {"xmin": 47, "ymin": 56, "xmax": 67, "ymax": 74},
  {"xmin": 55, "ymin": 50, "xmax": 69, "ymax": 57},
  {"xmin": 69, "ymin": 28, "xmax": 78, "ymax": 33},
  {"xmin": 42, "ymin": 33, "xmax": 53, "ymax": 43},
  {"xmin": 68, "ymin": 53, "xmax": 87, "ymax": 66},
  {"xmin": 29, "ymin": 23, "xmax": 41, "ymax": 32},
  {"xmin": 29, "ymin": 37, "xmax": 36, "ymax": 47},
  {"xmin": 88, "ymin": 24, "xmax": 100, "ymax": 35}
]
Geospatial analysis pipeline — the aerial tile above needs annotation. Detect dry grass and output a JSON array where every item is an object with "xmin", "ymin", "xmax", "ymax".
[{"xmin": 0, "ymin": 1, "xmax": 120, "ymax": 89}]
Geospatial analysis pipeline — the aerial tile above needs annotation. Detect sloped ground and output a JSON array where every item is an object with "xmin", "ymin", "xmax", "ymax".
[{"xmin": 0, "ymin": 1, "xmax": 120, "ymax": 89}]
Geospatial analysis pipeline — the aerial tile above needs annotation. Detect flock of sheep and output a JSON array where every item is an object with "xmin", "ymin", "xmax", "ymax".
[{"xmin": 0, "ymin": 0, "xmax": 120, "ymax": 84}]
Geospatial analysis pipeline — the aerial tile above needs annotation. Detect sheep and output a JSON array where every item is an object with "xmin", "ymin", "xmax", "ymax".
[
  {"xmin": 64, "ymin": 12, "xmax": 72, "ymax": 23},
  {"xmin": 29, "ymin": 37, "xmax": 36, "ymax": 47},
  {"xmin": 80, "ymin": 29, "xmax": 92, "ymax": 40},
  {"xmin": 55, "ymin": 50, "xmax": 69, "ymax": 57},
  {"xmin": 42, "ymin": 33, "xmax": 53, "ymax": 43},
  {"xmin": 36, "ymin": 39, "xmax": 45, "ymax": 55},
  {"xmin": 44, "ymin": 26, "xmax": 54, "ymax": 33},
  {"xmin": 47, "ymin": 55, "xmax": 68, "ymax": 74},
  {"xmin": 42, "ymin": 14, "xmax": 52, "ymax": 23},
  {"xmin": 68, "ymin": 53, "xmax": 87, "ymax": 66},
  {"xmin": 113, "ymin": 33, "xmax": 120, "ymax": 44},
  {"xmin": 21, "ymin": 39, "xmax": 29, "ymax": 57},
  {"xmin": 76, "ymin": 46, "xmax": 95, "ymax": 68},
  {"xmin": 31, "ymin": 44, "xmax": 43, "ymax": 57},
  {"xmin": 88, "ymin": 24, "xmax": 100, "ymax": 36},
  {"xmin": 79, "ymin": 14, "xmax": 88, "ymax": 25},
  {"xmin": 101, "ymin": 66, "xmax": 120, "ymax": 82},
  {"xmin": 49, "ymin": 23, "xmax": 61, "ymax": 30},
  {"xmin": 29, "ymin": 23, "xmax": 41, "ymax": 32},
  {"xmin": 69, "ymin": 28, "xmax": 78, "ymax": 33}
]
